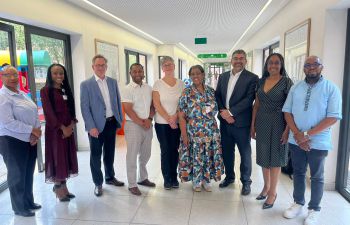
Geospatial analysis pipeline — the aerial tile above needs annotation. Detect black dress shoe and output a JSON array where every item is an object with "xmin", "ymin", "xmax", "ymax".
[
  {"xmin": 241, "ymin": 184, "xmax": 251, "ymax": 195},
  {"xmin": 94, "ymin": 186, "xmax": 103, "ymax": 197},
  {"xmin": 256, "ymin": 194, "xmax": 267, "ymax": 200},
  {"xmin": 15, "ymin": 210, "xmax": 35, "ymax": 217},
  {"xmin": 219, "ymin": 179, "xmax": 234, "ymax": 188},
  {"xmin": 28, "ymin": 203, "xmax": 41, "ymax": 210},
  {"xmin": 106, "ymin": 178, "xmax": 124, "ymax": 186},
  {"xmin": 262, "ymin": 194, "xmax": 277, "ymax": 209},
  {"xmin": 164, "ymin": 182, "xmax": 172, "ymax": 190},
  {"xmin": 172, "ymin": 180, "xmax": 179, "ymax": 188}
]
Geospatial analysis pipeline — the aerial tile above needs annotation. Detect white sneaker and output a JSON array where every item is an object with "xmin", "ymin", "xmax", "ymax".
[
  {"xmin": 283, "ymin": 203, "xmax": 303, "ymax": 219},
  {"xmin": 304, "ymin": 210, "xmax": 320, "ymax": 225},
  {"xmin": 202, "ymin": 182, "xmax": 212, "ymax": 192},
  {"xmin": 193, "ymin": 183, "xmax": 201, "ymax": 192}
]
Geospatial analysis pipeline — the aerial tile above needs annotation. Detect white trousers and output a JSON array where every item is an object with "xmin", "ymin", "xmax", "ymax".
[{"xmin": 124, "ymin": 121, "xmax": 153, "ymax": 188}]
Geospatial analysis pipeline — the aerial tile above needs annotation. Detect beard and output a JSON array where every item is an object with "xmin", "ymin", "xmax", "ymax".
[{"xmin": 305, "ymin": 73, "xmax": 321, "ymax": 83}]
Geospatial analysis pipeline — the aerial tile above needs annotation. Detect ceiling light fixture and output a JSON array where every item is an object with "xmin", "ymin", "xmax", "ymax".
[
  {"xmin": 228, "ymin": 0, "xmax": 273, "ymax": 55},
  {"xmin": 81, "ymin": 0, "xmax": 164, "ymax": 44},
  {"xmin": 178, "ymin": 43, "xmax": 204, "ymax": 63}
]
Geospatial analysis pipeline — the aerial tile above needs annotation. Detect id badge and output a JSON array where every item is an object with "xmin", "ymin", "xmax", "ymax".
[{"xmin": 63, "ymin": 95, "xmax": 68, "ymax": 100}]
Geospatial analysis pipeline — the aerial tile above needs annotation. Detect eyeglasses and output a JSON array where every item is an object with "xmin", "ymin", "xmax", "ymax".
[
  {"xmin": 2, "ymin": 73, "xmax": 19, "ymax": 78},
  {"xmin": 304, "ymin": 85, "xmax": 313, "ymax": 111},
  {"xmin": 162, "ymin": 63, "xmax": 174, "ymax": 67},
  {"xmin": 304, "ymin": 63, "xmax": 322, "ymax": 69}
]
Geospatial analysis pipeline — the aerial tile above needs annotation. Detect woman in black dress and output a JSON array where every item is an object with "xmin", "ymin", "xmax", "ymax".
[{"xmin": 251, "ymin": 53, "xmax": 293, "ymax": 209}]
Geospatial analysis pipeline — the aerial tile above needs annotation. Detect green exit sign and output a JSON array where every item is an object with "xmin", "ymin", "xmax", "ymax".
[
  {"xmin": 195, "ymin": 38, "xmax": 207, "ymax": 44},
  {"xmin": 197, "ymin": 53, "xmax": 227, "ymax": 59}
]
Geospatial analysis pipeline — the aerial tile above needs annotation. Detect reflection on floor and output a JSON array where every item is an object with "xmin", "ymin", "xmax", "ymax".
[
  {"xmin": 0, "ymin": 155, "xmax": 6, "ymax": 184},
  {"xmin": 0, "ymin": 135, "xmax": 349, "ymax": 225}
]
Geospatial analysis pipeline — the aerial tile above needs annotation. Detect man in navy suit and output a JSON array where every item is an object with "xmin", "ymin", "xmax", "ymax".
[
  {"xmin": 215, "ymin": 49, "xmax": 258, "ymax": 195},
  {"xmin": 80, "ymin": 54, "xmax": 124, "ymax": 196}
]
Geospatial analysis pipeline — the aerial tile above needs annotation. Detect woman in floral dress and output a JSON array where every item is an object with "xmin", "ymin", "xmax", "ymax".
[{"xmin": 178, "ymin": 65, "xmax": 224, "ymax": 192}]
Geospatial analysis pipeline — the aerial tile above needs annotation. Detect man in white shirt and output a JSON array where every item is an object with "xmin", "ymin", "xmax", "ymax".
[
  {"xmin": 122, "ymin": 63, "xmax": 156, "ymax": 196},
  {"xmin": 80, "ymin": 55, "xmax": 124, "ymax": 197}
]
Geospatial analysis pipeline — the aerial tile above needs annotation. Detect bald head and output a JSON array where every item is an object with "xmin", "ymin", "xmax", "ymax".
[{"xmin": 305, "ymin": 56, "xmax": 322, "ymax": 65}]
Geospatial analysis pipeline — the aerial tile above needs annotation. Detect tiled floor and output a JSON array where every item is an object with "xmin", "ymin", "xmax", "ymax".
[{"xmin": 0, "ymin": 135, "xmax": 349, "ymax": 225}]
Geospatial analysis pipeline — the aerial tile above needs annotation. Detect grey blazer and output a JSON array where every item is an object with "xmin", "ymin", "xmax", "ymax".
[{"xmin": 80, "ymin": 76, "xmax": 123, "ymax": 132}]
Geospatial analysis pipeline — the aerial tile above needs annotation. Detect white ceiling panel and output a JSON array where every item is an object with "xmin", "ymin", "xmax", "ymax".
[{"xmin": 67, "ymin": 0, "xmax": 290, "ymax": 60}]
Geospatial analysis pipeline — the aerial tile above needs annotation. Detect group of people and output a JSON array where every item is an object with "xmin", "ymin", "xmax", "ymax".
[{"xmin": 0, "ymin": 49, "xmax": 341, "ymax": 225}]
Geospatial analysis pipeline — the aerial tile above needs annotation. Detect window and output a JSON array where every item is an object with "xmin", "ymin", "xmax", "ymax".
[
  {"xmin": 0, "ymin": 18, "xmax": 73, "ymax": 192},
  {"xmin": 336, "ymin": 9, "xmax": 350, "ymax": 202},
  {"xmin": 158, "ymin": 56, "xmax": 165, "ymax": 79},
  {"xmin": 178, "ymin": 59, "xmax": 183, "ymax": 80},
  {"xmin": 262, "ymin": 41, "xmax": 280, "ymax": 67},
  {"xmin": 125, "ymin": 49, "xmax": 147, "ymax": 84}
]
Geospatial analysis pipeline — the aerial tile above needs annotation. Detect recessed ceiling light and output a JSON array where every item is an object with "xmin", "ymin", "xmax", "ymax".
[{"xmin": 228, "ymin": 0, "xmax": 273, "ymax": 55}]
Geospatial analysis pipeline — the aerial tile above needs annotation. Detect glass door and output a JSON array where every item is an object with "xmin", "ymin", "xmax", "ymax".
[
  {"xmin": 24, "ymin": 26, "xmax": 73, "ymax": 172},
  {"xmin": 0, "ymin": 22, "xmax": 17, "ymax": 191}
]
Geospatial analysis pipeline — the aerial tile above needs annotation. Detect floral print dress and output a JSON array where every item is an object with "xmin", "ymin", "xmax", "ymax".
[{"xmin": 178, "ymin": 85, "xmax": 224, "ymax": 185}]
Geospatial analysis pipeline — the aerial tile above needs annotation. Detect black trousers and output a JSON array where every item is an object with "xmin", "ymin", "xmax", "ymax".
[
  {"xmin": 88, "ymin": 118, "xmax": 118, "ymax": 186},
  {"xmin": 0, "ymin": 136, "xmax": 37, "ymax": 213},
  {"xmin": 220, "ymin": 123, "xmax": 252, "ymax": 185},
  {"xmin": 155, "ymin": 123, "xmax": 180, "ymax": 184}
]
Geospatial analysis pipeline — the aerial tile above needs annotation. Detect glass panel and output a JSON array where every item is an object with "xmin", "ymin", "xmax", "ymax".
[
  {"xmin": 263, "ymin": 48, "xmax": 269, "ymax": 63},
  {"xmin": 346, "ymin": 158, "xmax": 350, "ymax": 193},
  {"xmin": 0, "ymin": 29, "xmax": 11, "ymax": 187},
  {"xmin": 139, "ymin": 54, "xmax": 147, "ymax": 82},
  {"xmin": 30, "ymin": 34, "xmax": 66, "ymax": 164},
  {"xmin": 128, "ymin": 54, "xmax": 137, "ymax": 67},
  {"xmin": 0, "ymin": 30, "xmax": 11, "ymax": 66}
]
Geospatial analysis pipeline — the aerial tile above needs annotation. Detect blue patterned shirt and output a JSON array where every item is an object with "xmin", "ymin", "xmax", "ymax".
[{"xmin": 282, "ymin": 77, "xmax": 342, "ymax": 150}]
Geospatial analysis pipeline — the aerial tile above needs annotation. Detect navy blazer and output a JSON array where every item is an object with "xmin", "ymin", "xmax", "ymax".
[
  {"xmin": 215, "ymin": 69, "xmax": 258, "ymax": 127},
  {"xmin": 80, "ymin": 76, "xmax": 123, "ymax": 132}
]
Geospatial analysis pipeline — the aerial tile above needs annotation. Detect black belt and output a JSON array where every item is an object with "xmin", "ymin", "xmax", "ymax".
[{"xmin": 106, "ymin": 116, "xmax": 115, "ymax": 122}]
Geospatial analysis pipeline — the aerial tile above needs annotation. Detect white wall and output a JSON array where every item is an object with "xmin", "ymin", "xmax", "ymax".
[
  {"xmin": 1, "ymin": 0, "xmax": 200, "ymax": 150},
  {"xmin": 241, "ymin": 0, "xmax": 348, "ymax": 189}
]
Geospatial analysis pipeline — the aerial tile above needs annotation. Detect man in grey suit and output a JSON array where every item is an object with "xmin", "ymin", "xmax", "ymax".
[
  {"xmin": 80, "ymin": 54, "xmax": 124, "ymax": 197},
  {"xmin": 215, "ymin": 49, "xmax": 258, "ymax": 195}
]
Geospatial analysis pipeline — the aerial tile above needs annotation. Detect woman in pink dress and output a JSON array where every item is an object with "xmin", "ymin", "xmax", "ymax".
[{"xmin": 40, "ymin": 64, "xmax": 78, "ymax": 201}]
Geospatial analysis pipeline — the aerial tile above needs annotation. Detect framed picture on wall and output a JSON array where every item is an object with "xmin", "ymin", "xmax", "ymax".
[
  {"xmin": 284, "ymin": 19, "xmax": 311, "ymax": 82},
  {"xmin": 95, "ymin": 39, "xmax": 120, "ymax": 81}
]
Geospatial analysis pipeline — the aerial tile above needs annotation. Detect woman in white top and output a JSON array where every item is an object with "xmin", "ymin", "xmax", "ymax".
[
  {"xmin": 0, "ymin": 65, "xmax": 42, "ymax": 217},
  {"xmin": 153, "ymin": 56, "xmax": 184, "ymax": 190}
]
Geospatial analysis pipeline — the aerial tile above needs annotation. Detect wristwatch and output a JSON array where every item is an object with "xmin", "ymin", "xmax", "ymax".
[
  {"xmin": 303, "ymin": 131, "xmax": 309, "ymax": 138},
  {"xmin": 148, "ymin": 117, "xmax": 153, "ymax": 121}
]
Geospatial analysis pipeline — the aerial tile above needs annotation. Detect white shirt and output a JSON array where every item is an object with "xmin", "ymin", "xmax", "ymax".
[
  {"xmin": 0, "ymin": 86, "xmax": 40, "ymax": 142},
  {"xmin": 153, "ymin": 79, "xmax": 184, "ymax": 124},
  {"xmin": 94, "ymin": 74, "xmax": 113, "ymax": 117},
  {"xmin": 225, "ymin": 70, "xmax": 242, "ymax": 109},
  {"xmin": 121, "ymin": 81, "xmax": 152, "ymax": 121}
]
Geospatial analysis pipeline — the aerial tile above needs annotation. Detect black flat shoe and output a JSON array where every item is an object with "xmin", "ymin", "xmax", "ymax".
[
  {"xmin": 67, "ymin": 193, "xmax": 75, "ymax": 199},
  {"xmin": 15, "ymin": 210, "xmax": 35, "ymax": 217},
  {"xmin": 256, "ymin": 194, "xmax": 267, "ymax": 200},
  {"xmin": 262, "ymin": 194, "xmax": 277, "ymax": 209}
]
